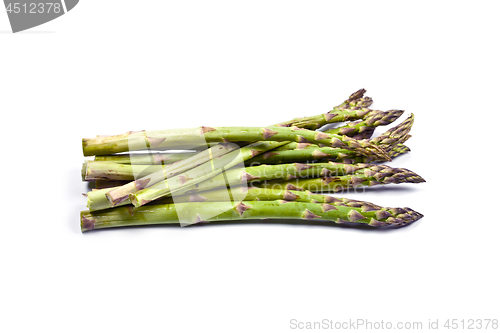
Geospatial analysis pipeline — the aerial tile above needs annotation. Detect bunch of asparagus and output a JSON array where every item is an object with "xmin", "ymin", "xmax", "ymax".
[{"xmin": 80, "ymin": 89, "xmax": 425, "ymax": 232}]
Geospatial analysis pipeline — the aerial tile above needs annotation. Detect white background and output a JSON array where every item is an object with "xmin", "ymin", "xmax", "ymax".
[{"xmin": 1, "ymin": 1, "xmax": 499, "ymax": 332}]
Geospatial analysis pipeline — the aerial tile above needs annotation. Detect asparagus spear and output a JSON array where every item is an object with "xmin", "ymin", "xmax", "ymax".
[
  {"xmin": 245, "ymin": 147, "xmax": 357, "ymax": 165},
  {"xmin": 82, "ymin": 126, "xmax": 381, "ymax": 156},
  {"xmin": 131, "ymin": 162, "xmax": 423, "ymax": 206},
  {"xmin": 323, "ymin": 109, "xmax": 404, "ymax": 137},
  {"xmin": 83, "ymin": 161, "xmax": 166, "ymax": 181},
  {"xmin": 322, "ymin": 142, "xmax": 411, "ymax": 164},
  {"xmin": 161, "ymin": 187, "xmax": 423, "ymax": 228},
  {"xmin": 274, "ymin": 89, "xmax": 376, "ymax": 130},
  {"xmin": 81, "ymin": 200, "xmax": 423, "ymax": 232},
  {"xmin": 169, "ymin": 162, "xmax": 368, "ymax": 197},
  {"xmin": 162, "ymin": 186, "xmax": 377, "ymax": 205},
  {"xmin": 94, "ymin": 152, "xmax": 197, "ymax": 165},
  {"xmin": 256, "ymin": 165, "xmax": 425, "ymax": 192},
  {"xmin": 272, "ymin": 142, "xmax": 318, "ymax": 151}
]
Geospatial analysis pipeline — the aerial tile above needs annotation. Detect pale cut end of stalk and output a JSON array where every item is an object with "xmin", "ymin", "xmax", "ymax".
[{"xmin": 81, "ymin": 161, "xmax": 89, "ymax": 181}]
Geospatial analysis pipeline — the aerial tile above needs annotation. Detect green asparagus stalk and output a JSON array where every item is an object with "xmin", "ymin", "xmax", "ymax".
[
  {"xmin": 322, "ymin": 141, "xmax": 412, "ymax": 165},
  {"xmin": 81, "ymin": 200, "xmax": 423, "ymax": 232},
  {"xmin": 131, "ymin": 162, "xmax": 424, "ymax": 206},
  {"xmin": 274, "ymin": 89, "xmax": 376, "ymax": 130},
  {"xmin": 274, "ymin": 129, "xmax": 372, "ymax": 151},
  {"xmin": 158, "ymin": 162, "xmax": 368, "ymax": 200},
  {"xmin": 324, "ymin": 109, "xmax": 404, "ymax": 137},
  {"xmin": 322, "ymin": 142, "xmax": 411, "ymax": 164},
  {"xmin": 245, "ymin": 147, "xmax": 357, "ymax": 165},
  {"xmin": 272, "ymin": 142, "xmax": 319, "ymax": 151},
  {"xmin": 83, "ymin": 161, "xmax": 166, "ymax": 181},
  {"xmin": 82, "ymin": 126, "xmax": 382, "ymax": 156},
  {"xmin": 163, "ymin": 186, "xmax": 377, "ymax": 205},
  {"xmin": 256, "ymin": 164, "xmax": 425, "ymax": 192},
  {"xmin": 94, "ymin": 152, "xmax": 197, "ymax": 165}
]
